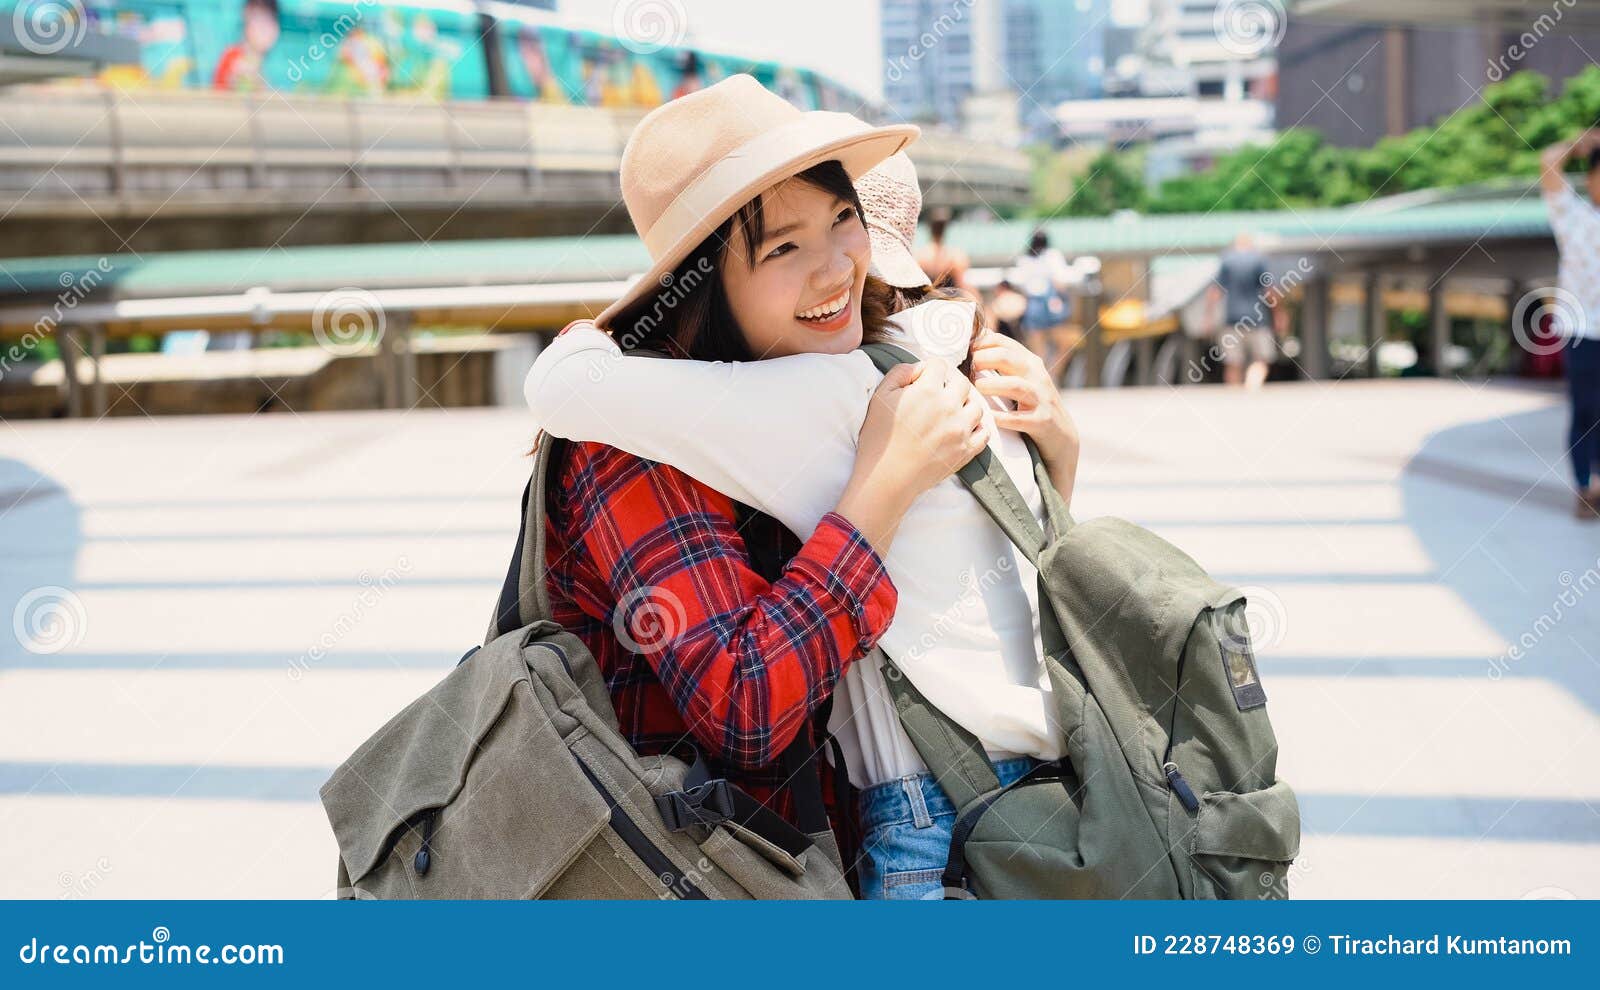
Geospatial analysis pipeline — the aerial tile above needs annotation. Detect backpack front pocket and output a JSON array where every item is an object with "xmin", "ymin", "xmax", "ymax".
[{"xmin": 1189, "ymin": 778, "xmax": 1301, "ymax": 899}]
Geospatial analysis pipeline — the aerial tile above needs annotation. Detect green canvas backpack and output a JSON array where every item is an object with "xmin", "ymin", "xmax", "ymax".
[
  {"xmin": 318, "ymin": 435, "xmax": 853, "ymax": 900},
  {"xmin": 859, "ymin": 342, "xmax": 1302, "ymax": 900}
]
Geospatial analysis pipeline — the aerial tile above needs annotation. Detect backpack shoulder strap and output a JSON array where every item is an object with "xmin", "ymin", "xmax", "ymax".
[
  {"xmin": 859, "ymin": 340, "xmax": 1078, "ymax": 808},
  {"xmin": 857, "ymin": 341, "xmax": 1053, "ymax": 565},
  {"xmin": 489, "ymin": 342, "xmax": 676, "ymax": 643},
  {"xmin": 487, "ymin": 434, "xmax": 563, "ymax": 645},
  {"xmin": 874, "ymin": 648, "xmax": 1001, "ymax": 809}
]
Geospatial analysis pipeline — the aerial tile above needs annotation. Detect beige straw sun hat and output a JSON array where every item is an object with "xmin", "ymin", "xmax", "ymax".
[{"xmin": 596, "ymin": 74, "xmax": 920, "ymax": 331}]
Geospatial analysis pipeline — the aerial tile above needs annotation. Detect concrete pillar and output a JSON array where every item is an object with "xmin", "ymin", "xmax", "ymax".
[
  {"xmin": 1385, "ymin": 28, "xmax": 1409, "ymax": 136},
  {"xmin": 1300, "ymin": 276, "xmax": 1331, "ymax": 380},
  {"xmin": 1134, "ymin": 336, "xmax": 1154, "ymax": 386},
  {"xmin": 379, "ymin": 314, "xmax": 417, "ymax": 409},
  {"xmin": 1363, "ymin": 271, "xmax": 1384, "ymax": 379},
  {"xmin": 1428, "ymin": 276, "xmax": 1451, "ymax": 377},
  {"xmin": 1079, "ymin": 289, "xmax": 1104, "ymax": 388},
  {"xmin": 59, "ymin": 326, "xmax": 83, "ymax": 418},
  {"xmin": 88, "ymin": 325, "xmax": 108, "ymax": 418},
  {"xmin": 1505, "ymin": 277, "xmax": 1527, "ymax": 358}
]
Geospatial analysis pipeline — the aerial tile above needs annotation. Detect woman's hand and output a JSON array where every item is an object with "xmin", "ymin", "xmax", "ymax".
[
  {"xmin": 836, "ymin": 355, "xmax": 988, "ymax": 554},
  {"xmin": 968, "ymin": 329, "xmax": 1080, "ymax": 506}
]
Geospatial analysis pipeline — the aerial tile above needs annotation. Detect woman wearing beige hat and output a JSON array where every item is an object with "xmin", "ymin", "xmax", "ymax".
[{"xmin": 528, "ymin": 76, "xmax": 1080, "ymax": 899}]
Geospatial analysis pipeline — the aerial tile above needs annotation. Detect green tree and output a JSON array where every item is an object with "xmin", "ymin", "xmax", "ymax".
[
  {"xmin": 1150, "ymin": 128, "xmax": 1362, "ymax": 213},
  {"xmin": 1053, "ymin": 149, "xmax": 1147, "ymax": 217},
  {"xmin": 1024, "ymin": 67, "xmax": 1600, "ymax": 219}
]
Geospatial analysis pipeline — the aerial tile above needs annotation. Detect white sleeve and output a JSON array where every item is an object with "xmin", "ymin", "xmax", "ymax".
[
  {"xmin": 524, "ymin": 324, "xmax": 879, "ymax": 539},
  {"xmin": 1545, "ymin": 183, "xmax": 1592, "ymax": 254}
]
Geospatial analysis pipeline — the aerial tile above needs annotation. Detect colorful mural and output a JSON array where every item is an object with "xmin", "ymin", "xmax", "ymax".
[{"xmin": 0, "ymin": 0, "xmax": 866, "ymax": 112}]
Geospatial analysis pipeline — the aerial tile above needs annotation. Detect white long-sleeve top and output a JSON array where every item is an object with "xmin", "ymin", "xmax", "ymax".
[{"xmin": 524, "ymin": 299, "xmax": 1065, "ymax": 788}]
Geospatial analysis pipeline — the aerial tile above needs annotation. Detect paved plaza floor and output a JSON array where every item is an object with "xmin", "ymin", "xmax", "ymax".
[{"xmin": 2, "ymin": 377, "xmax": 1597, "ymax": 898}]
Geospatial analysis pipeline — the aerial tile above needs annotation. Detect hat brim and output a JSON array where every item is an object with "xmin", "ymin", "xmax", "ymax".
[
  {"xmin": 595, "ymin": 115, "xmax": 920, "ymax": 333},
  {"xmin": 866, "ymin": 224, "xmax": 932, "ymax": 289}
]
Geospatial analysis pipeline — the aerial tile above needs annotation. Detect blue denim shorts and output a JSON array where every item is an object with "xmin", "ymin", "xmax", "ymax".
[{"xmin": 856, "ymin": 757, "xmax": 1041, "ymax": 900}]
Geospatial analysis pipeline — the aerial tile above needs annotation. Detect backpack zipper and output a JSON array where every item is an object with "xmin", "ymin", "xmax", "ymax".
[
  {"xmin": 413, "ymin": 809, "xmax": 438, "ymax": 876},
  {"xmin": 573, "ymin": 754, "xmax": 707, "ymax": 899},
  {"xmin": 544, "ymin": 641, "xmax": 574, "ymax": 677},
  {"xmin": 1161, "ymin": 642, "xmax": 1200, "ymax": 813},
  {"xmin": 944, "ymin": 763, "xmax": 1073, "ymax": 897}
]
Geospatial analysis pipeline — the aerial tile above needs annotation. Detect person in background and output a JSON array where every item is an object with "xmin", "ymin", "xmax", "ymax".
[
  {"xmin": 1207, "ymin": 231, "xmax": 1280, "ymax": 390},
  {"xmin": 671, "ymin": 51, "xmax": 704, "ymax": 100},
  {"xmin": 516, "ymin": 26, "xmax": 569, "ymax": 104},
  {"xmin": 1007, "ymin": 229, "xmax": 1074, "ymax": 370},
  {"xmin": 987, "ymin": 278, "xmax": 1027, "ymax": 342},
  {"xmin": 1539, "ymin": 128, "xmax": 1600, "ymax": 520},
  {"xmin": 212, "ymin": 0, "xmax": 278, "ymax": 92},
  {"xmin": 915, "ymin": 208, "xmax": 970, "ymax": 292}
]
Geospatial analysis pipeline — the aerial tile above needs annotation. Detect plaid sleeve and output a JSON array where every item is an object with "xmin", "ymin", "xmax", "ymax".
[{"xmin": 564, "ymin": 442, "xmax": 897, "ymax": 769}]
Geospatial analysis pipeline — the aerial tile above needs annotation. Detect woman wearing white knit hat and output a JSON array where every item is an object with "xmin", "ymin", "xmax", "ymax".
[{"xmin": 527, "ymin": 78, "xmax": 1081, "ymax": 899}]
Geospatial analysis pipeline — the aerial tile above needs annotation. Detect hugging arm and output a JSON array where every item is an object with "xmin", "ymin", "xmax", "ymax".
[
  {"xmin": 525, "ymin": 323, "xmax": 872, "ymax": 539},
  {"xmin": 559, "ymin": 442, "xmax": 896, "ymax": 769}
]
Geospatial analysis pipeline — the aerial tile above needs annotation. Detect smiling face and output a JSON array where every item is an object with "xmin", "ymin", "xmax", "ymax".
[{"xmin": 719, "ymin": 175, "xmax": 872, "ymax": 358}]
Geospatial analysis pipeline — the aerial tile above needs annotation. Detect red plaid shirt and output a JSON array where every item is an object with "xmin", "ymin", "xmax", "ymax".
[{"xmin": 542, "ymin": 438, "xmax": 897, "ymax": 835}]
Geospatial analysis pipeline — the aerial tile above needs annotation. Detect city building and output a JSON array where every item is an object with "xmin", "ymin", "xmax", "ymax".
[
  {"xmin": 1052, "ymin": 0, "xmax": 1278, "ymax": 178},
  {"xmin": 1142, "ymin": 0, "xmax": 1280, "ymax": 102},
  {"xmin": 1281, "ymin": 1, "xmax": 1600, "ymax": 147},
  {"xmin": 1003, "ymin": 0, "xmax": 1110, "ymax": 132},
  {"xmin": 882, "ymin": 0, "xmax": 1007, "ymax": 125}
]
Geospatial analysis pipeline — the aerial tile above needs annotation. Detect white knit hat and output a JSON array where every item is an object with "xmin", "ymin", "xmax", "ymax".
[{"xmin": 856, "ymin": 152, "xmax": 932, "ymax": 289}]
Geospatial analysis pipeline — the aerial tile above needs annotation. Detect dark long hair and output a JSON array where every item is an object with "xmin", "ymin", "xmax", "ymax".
[
  {"xmin": 611, "ymin": 160, "xmax": 903, "ymax": 361},
  {"xmin": 610, "ymin": 158, "xmax": 982, "ymax": 372}
]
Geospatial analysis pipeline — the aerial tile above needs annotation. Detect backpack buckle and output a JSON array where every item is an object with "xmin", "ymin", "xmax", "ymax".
[{"xmin": 656, "ymin": 779, "xmax": 736, "ymax": 831}]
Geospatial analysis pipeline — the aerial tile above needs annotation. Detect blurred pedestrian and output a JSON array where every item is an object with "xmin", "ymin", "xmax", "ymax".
[
  {"xmin": 1007, "ymin": 229, "xmax": 1073, "ymax": 369},
  {"xmin": 1540, "ymin": 129, "xmax": 1600, "ymax": 520},
  {"xmin": 987, "ymin": 278, "xmax": 1027, "ymax": 342},
  {"xmin": 1206, "ymin": 231, "xmax": 1279, "ymax": 389},
  {"xmin": 915, "ymin": 208, "xmax": 970, "ymax": 291}
]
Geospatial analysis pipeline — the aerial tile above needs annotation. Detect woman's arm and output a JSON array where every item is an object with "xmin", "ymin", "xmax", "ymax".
[
  {"xmin": 526, "ymin": 314, "xmax": 987, "ymax": 554},
  {"xmin": 1540, "ymin": 131, "xmax": 1593, "ymax": 196},
  {"xmin": 562, "ymin": 441, "xmax": 896, "ymax": 769},
  {"xmin": 527, "ymin": 322, "xmax": 870, "ymax": 540}
]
